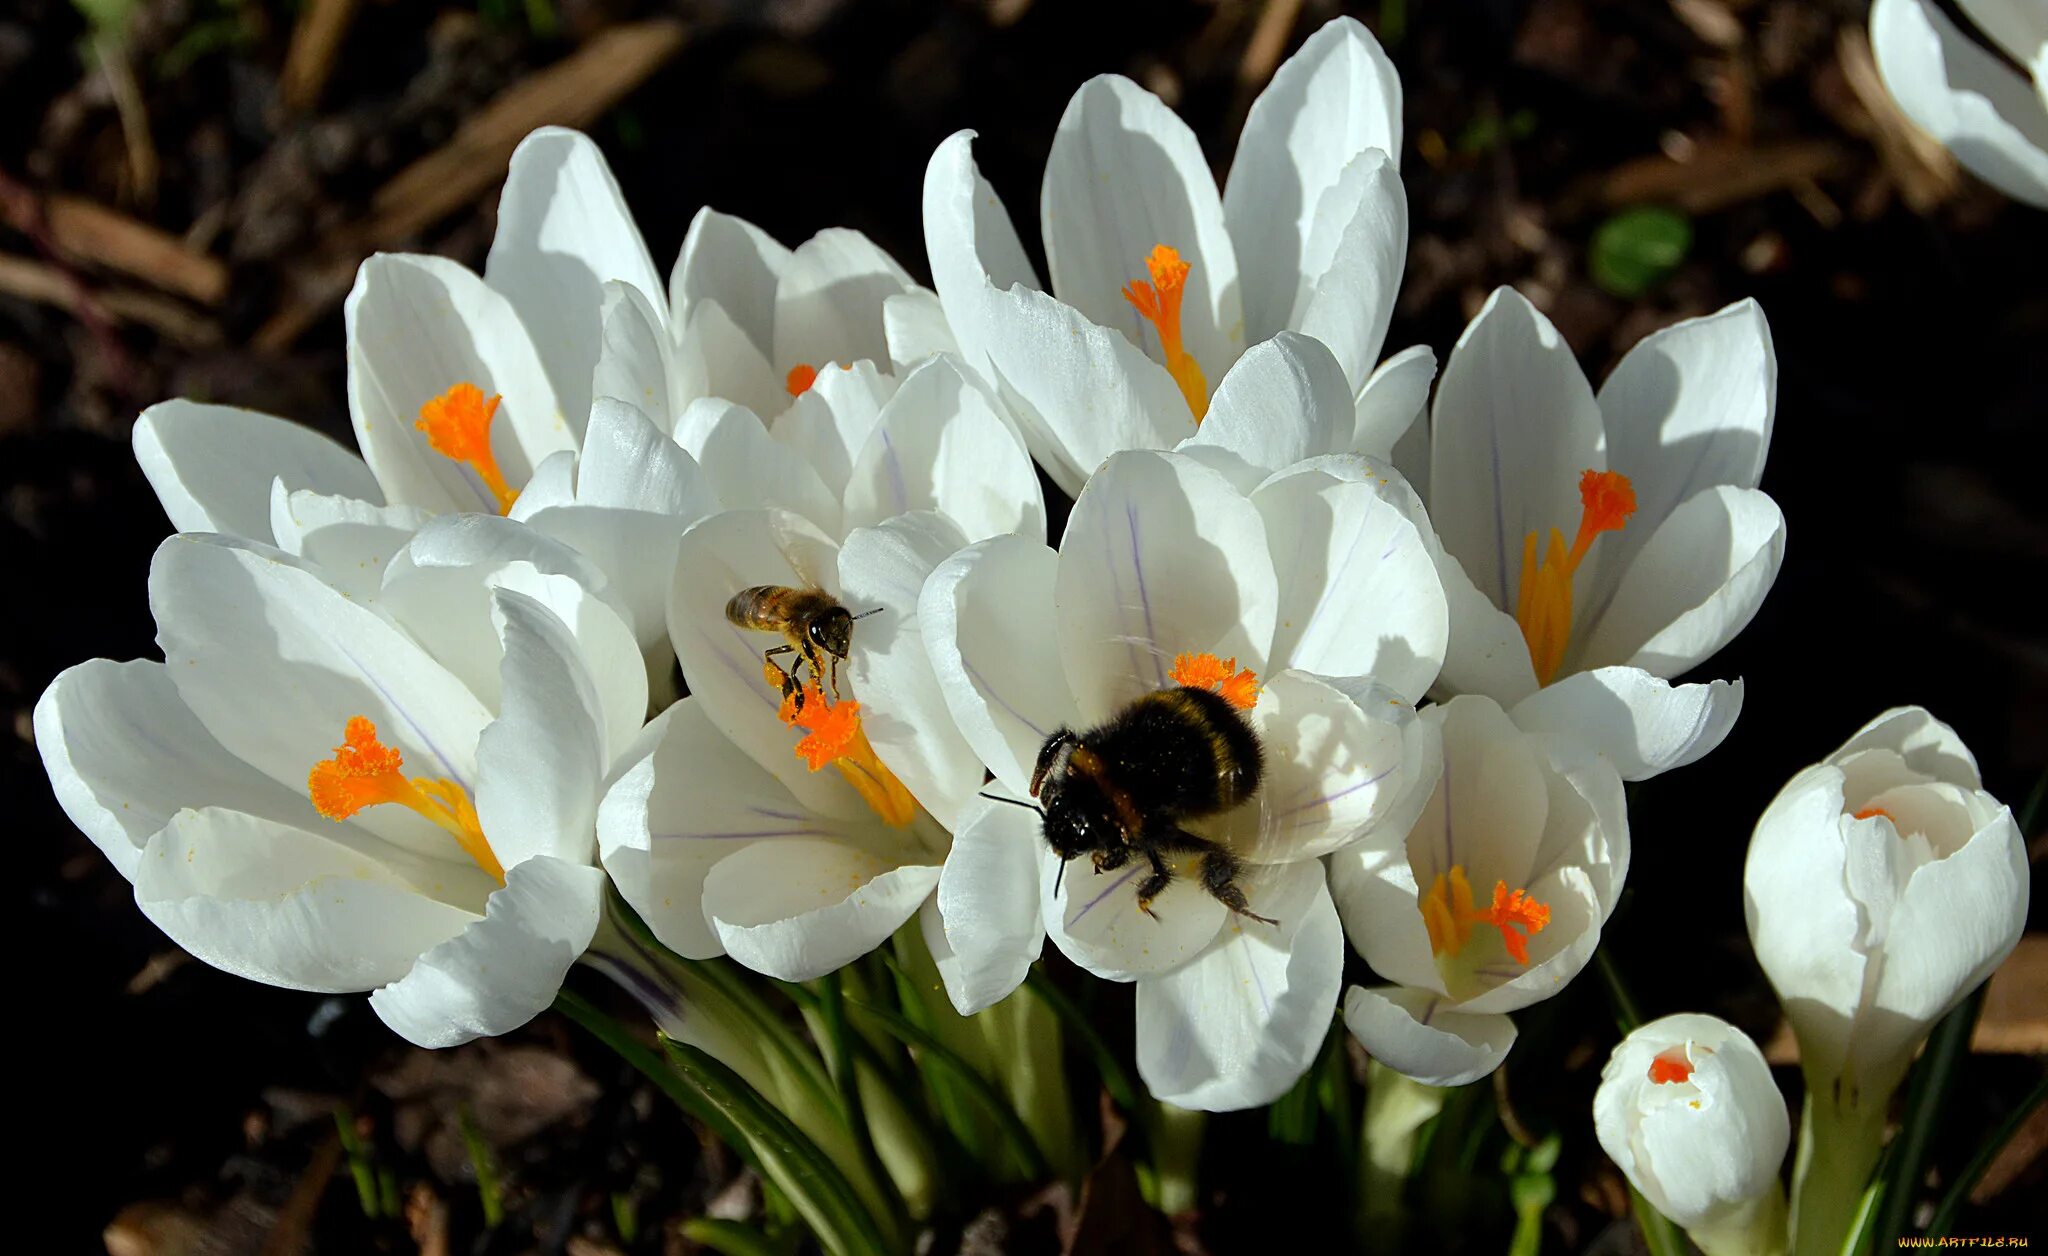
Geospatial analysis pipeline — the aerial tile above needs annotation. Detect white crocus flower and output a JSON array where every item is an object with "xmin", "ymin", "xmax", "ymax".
[
  {"xmin": 922, "ymin": 447, "xmax": 1447, "ymax": 1110},
  {"xmin": 1871, "ymin": 0, "xmax": 2048, "ymax": 208},
  {"xmin": 1334, "ymin": 694, "xmax": 1628, "ymax": 1087},
  {"xmin": 1414, "ymin": 287, "xmax": 1785, "ymax": 782},
  {"xmin": 37, "ymin": 517, "xmax": 648, "ymax": 1047},
  {"xmin": 598, "ymin": 359, "xmax": 1045, "ymax": 987},
  {"xmin": 1595, "ymin": 1014, "xmax": 1790, "ymax": 1256},
  {"xmin": 1744, "ymin": 706, "xmax": 2026, "ymax": 1254},
  {"xmin": 923, "ymin": 16, "xmax": 1433, "ymax": 495}
]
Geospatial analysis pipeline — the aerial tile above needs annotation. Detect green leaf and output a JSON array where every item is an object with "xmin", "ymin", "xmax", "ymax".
[
  {"xmin": 1871, "ymin": 985, "xmax": 1986, "ymax": 1248},
  {"xmin": 680, "ymin": 1217, "xmax": 799, "ymax": 1256},
  {"xmin": 1629, "ymin": 1184, "xmax": 1692, "ymax": 1256},
  {"xmin": 1926, "ymin": 1071, "xmax": 2048, "ymax": 1237},
  {"xmin": 1590, "ymin": 208, "xmax": 1693, "ymax": 299},
  {"xmin": 1025, "ymin": 967, "xmax": 1140, "ymax": 1112}
]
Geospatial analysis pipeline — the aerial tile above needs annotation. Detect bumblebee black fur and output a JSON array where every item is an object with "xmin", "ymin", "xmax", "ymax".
[{"xmin": 1030, "ymin": 685, "xmax": 1274, "ymax": 923}]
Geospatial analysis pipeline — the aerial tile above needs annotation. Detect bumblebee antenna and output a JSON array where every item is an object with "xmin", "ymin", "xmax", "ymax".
[
  {"xmin": 1055, "ymin": 859, "xmax": 1066, "ymax": 896},
  {"xmin": 978, "ymin": 790, "xmax": 1043, "ymax": 815}
]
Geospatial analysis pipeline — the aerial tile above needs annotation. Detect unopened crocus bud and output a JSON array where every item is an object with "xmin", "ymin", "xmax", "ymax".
[{"xmin": 1594, "ymin": 1014, "xmax": 1789, "ymax": 1256}]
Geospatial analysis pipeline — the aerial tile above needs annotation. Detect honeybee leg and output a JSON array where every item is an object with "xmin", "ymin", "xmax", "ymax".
[
  {"xmin": 1135, "ymin": 849, "xmax": 1175, "ymax": 921},
  {"xmin": 762, "ymin": 646, "xmax": 802, "ymax": 706},
  {"xmin": 1160, "ymin": 830, "xmax": 1278, "ymax": 926},
  {"xmin": 827, "ymin": 651, "xmax": 842, "ymax": 699}
]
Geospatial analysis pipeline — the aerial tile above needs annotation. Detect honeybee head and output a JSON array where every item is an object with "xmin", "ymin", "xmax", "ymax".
[{"xmin": 806, "ymin": 606, "xmax": 854, "ymax": 657}]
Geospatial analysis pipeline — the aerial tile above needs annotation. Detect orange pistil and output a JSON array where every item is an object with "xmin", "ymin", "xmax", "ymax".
[
  {"xmin": 307, "ymin": 716, "xmax": 504, "ymax": 883},
  {"xmin": 786, "ymin": 364, "xmax": 819, "ymax": 396},
  {"xmin": 1169, "ymin": 651, "xmax": 1261, "ymax": 710},
  {"xmin": 1419, "ymin": 865, "xmax": 1552, "ymax": 966},
  {"xmin": 1121, "ymin": 243, "xmax": 1209, "ymax": 422},
  {"xmin": 775, "ymin": 682, "xmax": 917, "ymax": 827},
  {"xmin": 1514, "ymin": 469, "xmax": 1637, "ymax": 686},
  {"xmin": 1852, "ymin": 806, "xmax": 1893, "ymax": 822},
  {"xmin": 416, "ymin": 382, "xmax": 517, "ymax": 514},
  {"xmin": 1648, "ymin": 1045, "xmax": 1696, "ymax": 1085}
]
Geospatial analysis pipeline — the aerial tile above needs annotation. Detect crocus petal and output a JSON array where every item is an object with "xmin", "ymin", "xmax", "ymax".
[
  {"xmin": 1871, "ymin": 0, "xmax": 2048, "ymax": 208},
  {"xmin": 1178, "ymin": 332, "xmax": 1354, "ymax": 490},
  {"xmin": 578, "ymin": 397, "xmax": 714, "ymax": 517},
  {"xmin": 345, "ymin": 253, "xmax": 571, "ymax": 513},
  {"xmin": 1041, "ymin": 75, "xmax": 1241, "ymax": 381},
  {"xmin": 486, "ymin": 127, "xmax": 663, "ymax": 431},
  {"xmin": 921, "ymin": 534, "xmax": 1083, "ymax": 796},
  {"xmin": 1351, "ymin": 345, "xmax": 1438, "ymax": 459},
  {"xmin": 773, "ymin": 361, "xmax": 899, "ymax": 502},
  {"xmin": 1509, "ymin": 668, "xmax": 1744, "ymax": 782},
  {"xmin": 1251, "ymin": 460, "xmax": 1447, "ymax": 700},
  {"xmin": 1343, "ymin": 986, "xmax": 1517, "ymax": 1086},
  {"xmin": 370, "ymin": 855, "xmax": 607, "ymax": 1048},
  {"xmin": 483, "ymin": 565, "xmax": 647, "ymax": 762},
  {"xmin": 839, "ymin": 512, "xmax": 985, "ymax": 828},
  {"xmin": 673, "ymin": 299, "xmax": 785, "ymax": 422},
  {"xmin": 151, "ymin": 534, "xmax": 492, "ymax": 860},
  {"xmin": 883, "ymin": 288, "xmax": 961, "ymax": 370},
  {"xmin": 1579, "ymin": 486, "xmax": 1785, "ymax": 678},
  {"xmin": 920, "ymin": 131, "xmax": 1044, "ymax": 385},
  {"xmin": 928, "ymin": 795, "xmax": 1049, "ymax": 1014},
  {"xmin": 673, "ymin": 398, "xmax": 841, "ymax": 533},
  {"xmin": 845, "ymin": 355, "xmax": 1046, "ymax": 542},
  {"xmin": 1135, "ymin": 864, "xmax": 1345, "ymax": 1110},
  {"xmin": 592, "ymin": 280, "xmax": 681, "ymax": 433},
  {"xmin": 268, "ymin": 483, "xmax": 431, "ymax": 602},
  {"xmin": 1056, "ymin": 450, "xmax": 1277, "ymax": 722},
  {"xmin": 703, "ymin": 839, "xmax": 942, "ymax": 982},
  {"xmin": 671, "ymin": 208, "xmax": 791, "ymax": 359},
  {"xmin": 1957, "ymin": 0, "xmax": 2048, "ymax": 66},
  {"xmin": 1224, "ymin": 15, "xmax": 1401, "ymax": 344},
  {"xmin": 1042, "ymin": 847, "xmax": 1226, "ymax": 982},
  {"xmin": 473, "ymin": 588, "xmax": 608, "ymax": 868},
  {"xmin": 133, "ymin": 807, "xmax": 478, "ymax": 992},
  {"xmin": 772, "ymin": 229, "xmax": 918, "ymax": 376},
  {"xmin": 134, "ymin": 401, "xmax": 381, "ymax": 541},
  {"xmin": 1433, "ymin": 547, "xmax": 1542, "ymax": 703},
  {"xmin": 1429, "ymin": 287, "xmax": 1606, "ymax": 614},
  {"xmin": 1293, "ymin": 150, "xmax": 1407, "ymax": 392},
  {"xmin": 35, "ymin": 659, "xmax": 311, "ymax": 878},
  {"xmin": 1831, "ymin": 705, "xmax": 1982, "ymax": 788}
]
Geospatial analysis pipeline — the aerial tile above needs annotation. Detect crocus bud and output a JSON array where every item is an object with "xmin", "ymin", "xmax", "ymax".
[
  {"xmin": 1595, "ymin": 1014, "xmax": 1789, "ymax": 1256},
  {"xmin": 1743, "ymin": 706, "xmax": 2026, "ymax": 1255}
]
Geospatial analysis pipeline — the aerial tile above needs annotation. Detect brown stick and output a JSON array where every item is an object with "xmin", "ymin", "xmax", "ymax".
[
  {"xmin": 0, "ymin": 252, "xmax": 221, "ymax": 347},
  {"xmin": 254, "ymin": 18, "xmax": 689, "ymax": 351},
  {"xmin": 1239, "ymin": 0, "xmax": 1305, "ymax": 88},
  {"xmin": 24, "ymin": 193, "xmax": 229, "ymax": 304},
  {"xmin": 279, "ymin": 0, "xmax": 362, "ymax": 112},
  {"xmin": 1596, "ymin": 140, "xmax": 1852, "ymax": 215}
]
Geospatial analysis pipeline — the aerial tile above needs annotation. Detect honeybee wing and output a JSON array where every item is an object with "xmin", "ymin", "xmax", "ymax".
[{"xmin": 764, "ymin": 509, "xmax": 842, "ymax": 597}]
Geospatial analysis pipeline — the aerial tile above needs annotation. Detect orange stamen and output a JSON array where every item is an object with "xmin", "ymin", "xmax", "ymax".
[
  {"xmin": 1648, "ymin": 1045, "xmax": 1696, "ymax": 1085},
  {"xmin": 1420, "ymin": 866, "xmax": 1551, "ymax": 966},
  {"xmin": 1169, "ymin": 652, "xmax": 1261, "ymax": 709},
  {"xmin": 416, "ymin": 382, "xmax": 518, "ymax": 514},
  {"xmin": 1121, "ymin": 243, "xmax": 1209, "ymax": 422},
  {"xmin": 307, "ymin": 716, "xmax": 504, "ymax": 883},
  {"xmin": 775, "ymin": 682, "xmax": 917, "ymax": 827},
  {"xmin": 1852, "ymin": 806, "xmax": 1893, "ymax": 822},
  {"xmin": 1514, "ymin": 469, "xmax": 1636, "ymax": 686},
  {"xmin": 786, "ymin": 364, "xmax": 819, "ymax": 396}
]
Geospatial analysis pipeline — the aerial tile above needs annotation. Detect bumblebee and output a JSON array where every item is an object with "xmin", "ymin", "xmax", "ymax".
[
  {"xmin": 723, "ymin": 585, "xmax": 876, "ymax": 709},
  {"xmin": 1028, "ymin": 685, "xmax": 1274, "ymax": 924}
]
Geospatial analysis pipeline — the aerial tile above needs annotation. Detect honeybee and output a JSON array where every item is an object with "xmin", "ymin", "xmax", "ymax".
[
  {"xmin": 724, "ymin": 585, "xmax": 877, "ymax": 710},
  {"xmin": 1022, "ymin": 685, "xmax": 1275, "ymax": 924}
]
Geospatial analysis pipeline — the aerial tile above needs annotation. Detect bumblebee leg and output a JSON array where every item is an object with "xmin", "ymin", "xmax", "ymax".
[
  {"xmin": 1159, "ymin": 830, "xmax": 1277, "ymax": 926},
  {"xmin": 1135, "ymin": 848, "xmax": 1174, "ymax": 920},
  {"xmin": 1091, "ymin": 846, "xmax": 1132, "ymax": 875}
]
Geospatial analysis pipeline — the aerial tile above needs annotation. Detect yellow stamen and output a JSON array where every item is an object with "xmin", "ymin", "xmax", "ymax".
[
  {"xmin": 308, "ymin": 716, "xmax": 505, "ymax": 883},
  {"xmin": 775, "ymin": 682, "xmax": 917, "ymax": 827},
  {"xmin": 1419, "ymin": 864, "xmax": 1551, "ymax": 965},
  {"xmin": 417, "ymin": 382, "xmax": 517, "ymax": 514},
  {"xmin": 1169, "ymin": 651, "xmax": 1260, "ymax": 709},
  {"xmin": 1122, "ymin": 243, "xmax": 1209, "ymax": 422},
  {"xmin": 1514, "ymin": 469, "xmax": 1636, "ymax": 686}
]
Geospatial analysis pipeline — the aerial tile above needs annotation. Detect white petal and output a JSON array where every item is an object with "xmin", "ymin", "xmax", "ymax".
[
  {"xmin": 473, "ymin": 588, "xmax": 608, "ymax": 868},
  {"xmin": 1433, "ymin": 546, "xmax": 1542, "ymax": 703},
  {"xmin": 1136, "ymin": 866, "xmax": 1345, "ymax": 1110},
  {"xmin": 772, "ymin": 229, "xmax": 918, "ymax": 375},
  {"xmin": 1042, "ymin": 846, "xmax": 1226, "ymax": 982},
  {"xmin": 928, "ymin": 795, "xmax": 1049, "ymax": 1014},
  {"xmin": 674, "ymin": 299, "xmax": 785, "ymax": 421},
  {"xmin": 1343, "ymin": 986, "xmax": 1516, "ymax": 1086},
  {"xmin": 1510, "ymin": 668, "xmax": 1744, "ymax": 782},
  {"xmin": 521, "ymin": 505, "xmax": 689, "ymax": 666},
  {"xmin": 578, "ymin": 397, "xmax": 714, "ymax": 517},
  {"xmin": 483, "ymin": 565, "xmax": 647, "ymax": 762},
  {"xmin": 1294, "ymin": 151, "xmax": 1407, "ymax": 391},
  {"xmin": 35, "ymin": 659, "xmax": 310, "ymax": 878},
  {"xmin": 1871, "ymin": 0, "xmax": 2048, "ymax": 208},
  {"xmin": 133, "ymin": 806, "xmax": 476, "ymax": 992},
  {"xmin": 1829, "ymin": 705, "xmax": 1982, "ymax": 788},
  {"xmin": 268, "ymin": 483, "xmax": 430, "ymax": 601},
  {"xmin": 134, "ymin": 401, "xmax": 380, "ymax": 541},
  {"xmin": 1224, "ymin": 15, "xmax": 1401, "ymax": 343},
  {"xmin": 151, "ymin": 534, "xmax": 492, "ymax": 860},
  {"xmin": 883, "ymin": 288, "xmax": 961, "ymax": 370},
  {"xmin": 370, "ymin": 856, "xmax": 606, "ymax": 1047},
  {"xmin": 1042, "ymin": 75, "xmax": 1241, "ymax": 379},
  {"xmin": 1351, "ymin": 345, "xmax": 1438, "ymax": 458},
  {"xmin": 509, "ymin": 449, "xmax": 577, "ymax": 518},
  {"xmin": 705, "ymin": 840, "xmax": 942, "ymax": 981},
  {"xmin": 1957, "ymin": 0, "xmax": 2048, "ymax": 66},
  {"xmin": 844, "ymin": 355, "xmax": 1045, "ymax": 543},
  {"xmin": 1056, "ymin": 450, "xmax": 1277, "ymax": 721},
  {"xmin": 1429, "ymin": 287, "xmax": 1605, "ymax": 614},
  {"xmin": 673, "ymin": 398, "xmax": 841, "ymax": 533},
  {"xmin": 920, "ymin": 534, "xmax": 1082, "ymax": 796},
  {"xmin": 839, "ymin": 512, "xmax": 985, "ymax": 828},
  {"xmin": 773, "ymin": 361, "xmax": 899, "ymax": 501},
  {"xmin": 920, "ymin": 130, "xmax": 1044, "ymax": 385},
  {"xmin": 486, "ymin": 128, "xmax": 663, "ymax": 430},
  {"xmin": 1580, "ymin": 486, "xmax": 1785, "ymax": 677},
  {"xmin": 1251, "ymin": 460, "xmax": 1447, "ymax": 699},
  {"xmin": 345, "ymin": 254, "xmax": 570, "ymax": 512},
  {"xmin": 591, "ymin": 279, "xmax": 679, "ymax": 433},
  {"xmin": 1179, "ymin": 332, "xmax": 1353, "ymax": 487},
  {"xmin": 671, "ymin": 208, "xmax": 791, "ymax": 358}
]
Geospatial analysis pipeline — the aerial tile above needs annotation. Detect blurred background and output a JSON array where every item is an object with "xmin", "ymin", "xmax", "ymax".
[{"xmin": 4, "ymin": 0, "xmax": 2042, "ymax": 1251}]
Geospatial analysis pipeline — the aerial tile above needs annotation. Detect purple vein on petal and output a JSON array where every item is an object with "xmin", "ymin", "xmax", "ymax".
[
  {"xmin": 1125, "ymin": 501, "xmax": 1165, "ymax": 689},
  {"xmin": 1279, "ymin": 761, "xmax": 1397, "ymax": 816},
  {"xmin": 965, "ymin": 659, "xmax": 1046, "ymax": 737},
  {"xmin": 655, "ymin": 827, "xmax": 825, "ymax": 842},
  {"xmin": 880, "ymin": 429, "xmax": 909, "ymax": 516},
  {"xmin": 329, "ymin": 633, "xmax": 473, "ymax": 794},
  {"xmin": 1070, "ymin": 864, "xmax": 1139, "ymax": 924}
]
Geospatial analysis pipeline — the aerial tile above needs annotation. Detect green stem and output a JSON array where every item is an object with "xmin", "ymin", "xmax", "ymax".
[
  {"xmin": 1149, "ymin": 1102, "xmax": 1204, "ymax": 1216},
  {"xmin": 1597, "ymin": 949, "xmax": 1645, "ymax": 1033},
  {"xmin": 1629, "ymin": 1185, "xmax": 1692, "ymax": 1256},
  {"xmin": 818, "ymin": 973, "xmax": 908, "ymax": 1235},
  {"xmin": 1790, "ymin": 1076, "xmax": 1890, "ymax": 1256},
  {"xmin": 1868, "ymin": 987, "xmax": 1984, "ymax": 1250},
  {"xmin": 1025, "ymin": 966, "xmax": 1140, "ymax": 1112},
  {"xmin": 1359, "ymin": 1061, "xmax": 1445, "ymax": 1229},
  {"xmin": 980, "ymin": 981, "xmax": 1084, "ymax": 1182},
  {"xmin": 1926, "ymin": 1071, "xmax": 2048, "ymax": 1237},
  {"xmin": 1690, "ymin": 1184, "xmax": 1788, "ymax": 1256}
]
